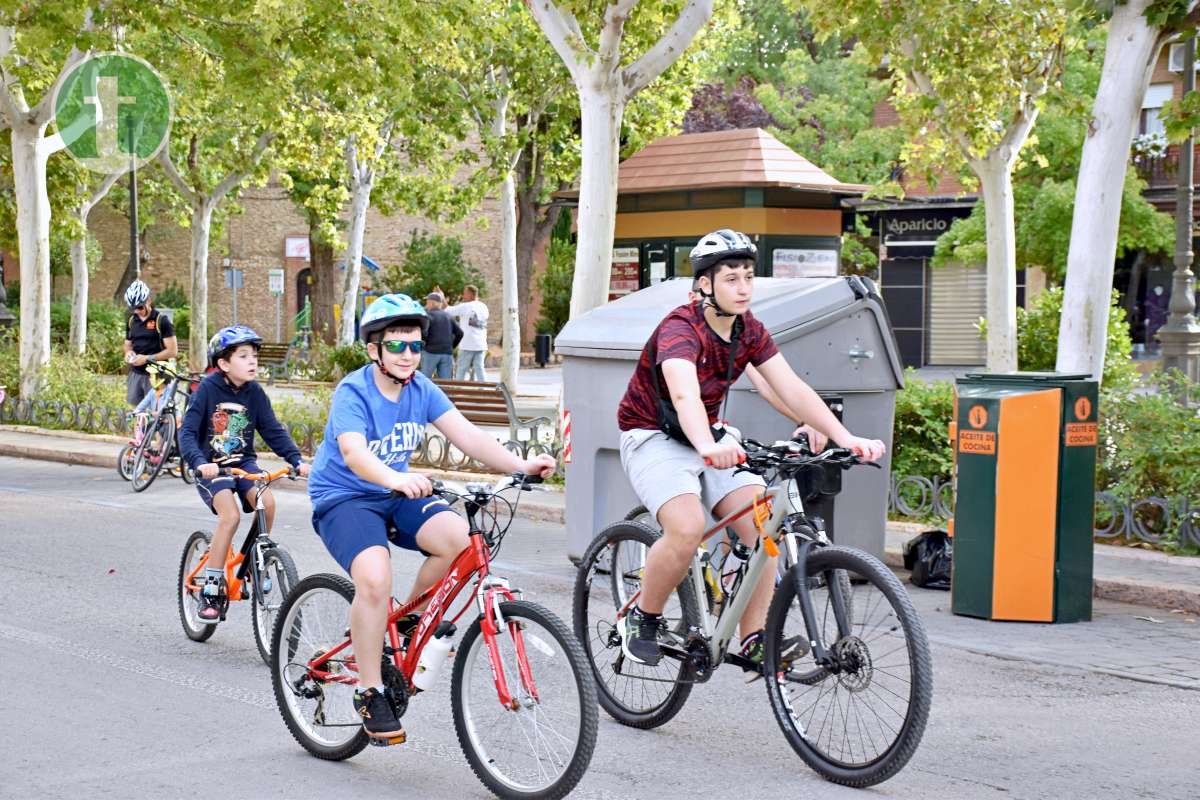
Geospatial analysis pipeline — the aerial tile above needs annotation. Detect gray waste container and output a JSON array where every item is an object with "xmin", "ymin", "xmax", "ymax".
[{"xmin": 555, "ymin": 275, "xmax": 905, "ymax": 561}]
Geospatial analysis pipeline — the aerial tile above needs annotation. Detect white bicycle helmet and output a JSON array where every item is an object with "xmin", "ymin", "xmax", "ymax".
[
  {"xmin": 689, "ymin": 229, "xmax": 757, "ymax": 317},
  {"xmin": 124, "ymin": 279, "xmax": 151, "ymax": 308},
  {"xmin": 689, "ymin": 229, "xmax": 757, "ymax": 278}
]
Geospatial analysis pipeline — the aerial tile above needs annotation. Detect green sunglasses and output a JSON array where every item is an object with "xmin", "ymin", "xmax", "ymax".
[{"xmin": 381, "ymin": 339, "xmax": 424, "ymax": 354}]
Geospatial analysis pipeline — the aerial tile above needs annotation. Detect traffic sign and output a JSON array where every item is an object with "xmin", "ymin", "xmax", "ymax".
[{"xmin": 268, "ymin": 268, "xmax": 285, "ymax": 296}]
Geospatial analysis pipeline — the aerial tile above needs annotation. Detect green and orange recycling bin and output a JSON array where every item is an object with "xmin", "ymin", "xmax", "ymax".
[{"xmin": 950, "ymin": 373, "xmax": 1099, "ymax": 623}]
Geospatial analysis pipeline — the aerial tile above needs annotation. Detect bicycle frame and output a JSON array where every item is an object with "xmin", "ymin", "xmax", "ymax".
[
  {"xmin": 619, "ymin": 478, "xmax": 850, "ymax": 673},
  {"xmin": 305, "ymin": 493, "xmax": 538, "ymax": 710},
  {"xmin": 184, "ymin": 469, "xmax": 285, "ymax": 603}
]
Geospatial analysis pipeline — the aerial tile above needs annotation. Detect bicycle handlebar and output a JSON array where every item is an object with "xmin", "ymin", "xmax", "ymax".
[
  {"xmin": 218, "ymin": 466, "xmax": 298, "ymax": 481},
  {"xmin": 703, "ymin": 436, "xmax": 881, "ymax": 474}
]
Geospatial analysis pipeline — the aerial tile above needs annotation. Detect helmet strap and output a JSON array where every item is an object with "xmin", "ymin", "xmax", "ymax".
[{"xmin": 370, "ymin": 336, "xmax": 413, "ymax": 387}]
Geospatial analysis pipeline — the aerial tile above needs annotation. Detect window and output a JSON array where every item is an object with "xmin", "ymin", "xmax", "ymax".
[{"xmin": 1140, "ymin": 84, "xmax": 1174, "ymax": 137}]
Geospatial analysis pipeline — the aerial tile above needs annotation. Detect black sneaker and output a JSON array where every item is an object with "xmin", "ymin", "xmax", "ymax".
[
  {"xmin": 197, "ymin": 575, "xmax": 224, "ymax": 624},
  {"xmin": 354, "ymin": 687, "xmax": 406, "ymax": 739},
  {"xmin": 618, "ymin": 607, "xmax": 666, "ymax": 666},
  {"xmin": 739, "ymin": 630, "xmax": 766, "ymax": 673}
]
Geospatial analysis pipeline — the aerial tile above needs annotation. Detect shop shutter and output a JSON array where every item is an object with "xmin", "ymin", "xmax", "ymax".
[{"xmin": 928, "ymin": 262, "xmax": 987, "ymax": 365}]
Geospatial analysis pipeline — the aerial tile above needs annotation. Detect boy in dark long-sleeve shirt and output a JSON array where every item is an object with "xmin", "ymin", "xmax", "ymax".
[{"xmin": 179, "ymin": 325, "xmax": 310, "ymax": 622}]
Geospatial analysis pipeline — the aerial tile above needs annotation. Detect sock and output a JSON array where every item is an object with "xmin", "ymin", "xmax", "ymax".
[
  {"xmin": 740, "ymin": 630, "xmax": 764, "ymax": 647},
  {"xmin": 636, "ymin": 606, "xmax": 661, "ymax": 622},
  {"xmin": 205, "ymin": 567, "xmax": 223, "ymax": 580}
]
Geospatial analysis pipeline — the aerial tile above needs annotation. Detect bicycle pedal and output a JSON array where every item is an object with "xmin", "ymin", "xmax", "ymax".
[{"xmin": 368, "ymin": 732, "xmax": 406, "ymax": 747}]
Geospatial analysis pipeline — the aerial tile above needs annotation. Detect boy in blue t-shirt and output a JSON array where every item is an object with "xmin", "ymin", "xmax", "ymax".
[{"xmin": 307, "ymin": 294, "xmax": 555, "ymax": 741}]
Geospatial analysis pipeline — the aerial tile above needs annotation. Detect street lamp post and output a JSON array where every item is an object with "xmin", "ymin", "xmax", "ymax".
[{"xmin": 1160, "ymin": 35, "xmax": 1200, "ymax": 386}]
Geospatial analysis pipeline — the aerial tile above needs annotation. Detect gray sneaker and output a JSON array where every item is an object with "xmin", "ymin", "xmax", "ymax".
[{"xmin": 618, "ymin": 608, "xmax": 666, "ymax": 666}]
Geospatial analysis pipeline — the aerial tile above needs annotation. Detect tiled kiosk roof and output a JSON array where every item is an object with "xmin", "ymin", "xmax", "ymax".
[{"xmin": 608, "ymin": 128, "xmax": 868, "ymax": 195}]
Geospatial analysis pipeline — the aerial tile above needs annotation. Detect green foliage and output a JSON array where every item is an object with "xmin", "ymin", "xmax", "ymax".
[
  {"xmin": 268, "ymin": 387, "xmax": 333, "ymax": 454},
  {"xmin": 298, "ymin": 339, "xmax": 370, "ymax": 382},
  {"xmin": 47, "ymin": 229, "xmax": 102, "ymax": 279},
  {"xmin": 536, "ymin": 230, "xmax": 576, "ymax": 337},
  {"xmin": 891, "ymin": 372, "xmax": 956, "ymax": 481},
  {"xmin": 1009, "ymin": 287, "xmax": 1139, "ymax": 390},
  {"xmin": 12, "ymin": 300, "xmax": 127, "ymax": 374},
  {"xmin": 156, "ymin": 281, "xmax": 189, "ymax": 309},
  {"xmin": 840, "ymin": 215, "xmax": 878, "ymax": 276},
  {"xmin": 1098, "ymin": 374, "xmax": 1200, "ymax": 545},
  {"xmin": 0, "ymin": 330, "xmax": 123, "ymax": 406},
  {"xmin": 930, "ymin": 41, "xmax": 1173, "ymax": 283},
  {"xmin": 756, "ymin": 44, "xmax": 904, "ymax": 186},
  {"xmin": 708, "ymin": 0, "xmax": 809, "ymax": 85},
  {"xmin": 378, "ymin": 231, "xmax": 487, "ymax": 303}
]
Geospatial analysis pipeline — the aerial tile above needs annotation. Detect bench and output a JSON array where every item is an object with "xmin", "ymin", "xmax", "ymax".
[
  {"xmin": 258, "ymin": 342, "xmax": 292, "ymax": 384},
  {"xmin": 433, "ymin": 379, "xmax": 551, "ymax": 443}
]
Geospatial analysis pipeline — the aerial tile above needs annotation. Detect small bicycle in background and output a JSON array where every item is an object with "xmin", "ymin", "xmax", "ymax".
[
  {"xmin": 178, "ymin": 466, "xmax": 300, "ymax": 664},
  {"xmin": 124, "ymin": 358, "xmax": 198, "ymax": 490},
  {"xmin": 574, "ymin": 436, "xmax": 932, "ymax": 788},
  {"xmin": 270, "ymin": 474, "xmax": 597, "ymax": 800}
]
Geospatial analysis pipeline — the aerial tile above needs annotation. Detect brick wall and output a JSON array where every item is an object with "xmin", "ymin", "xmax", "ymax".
[{"xmin": 87, "ymin": 178, "xmax": 508, "ymax": 347}]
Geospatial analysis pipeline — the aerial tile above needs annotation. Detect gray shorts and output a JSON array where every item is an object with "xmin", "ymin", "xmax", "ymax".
[
  {"xmin": 620, "ymin": 428, "xmax": 765, "ymax": 523},
  {"xmin": 126, "ymin": 370, "xmax": 152, "ymax": 406}
]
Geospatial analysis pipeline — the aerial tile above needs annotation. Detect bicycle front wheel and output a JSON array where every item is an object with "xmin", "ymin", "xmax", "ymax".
[
  {"xmin": 764, "ymin": 545, "xmax": 932, "ymax": 787},
  {"xmin": 572, "ymin": 521, "xmax": 700, "ymax": 729},
  {"xmin": 131, "ymin": 412, "xmax": 174, "ymax": 492},
  {"xmin": 452, "ymin": 600, "xmax": 597, "ymax": 800},
  {"xmin": 270, "ymin": 573, "xmax": 368, "ymax": 761},
  {"xmin": 252, "ymin": 545, "xmax": 299, "ymax": 666},
  {"xmin": 117, "ymin": 443, "xmax": 136, "ymax": 481}
]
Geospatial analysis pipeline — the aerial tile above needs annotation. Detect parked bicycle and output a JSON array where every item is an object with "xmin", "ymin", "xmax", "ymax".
[
  {"xmin": 574, "ymin": 436, "xmax": 932, "ymax": 788},
  {"xmin": 178, "ymin": 466, "xmax": 300, "ymax": 664},
  {"xmin": 126, "ymin": 358, "xmax": 197, "ymax": 491},
  {"xmin": 271, "ymin": 474, "xmax": 597, "ymax": 800}
]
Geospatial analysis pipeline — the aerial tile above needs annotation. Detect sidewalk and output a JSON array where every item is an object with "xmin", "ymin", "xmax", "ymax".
[{"xmin": 2, "ymin": 424, "xmax": 1198, "ymax": 616}]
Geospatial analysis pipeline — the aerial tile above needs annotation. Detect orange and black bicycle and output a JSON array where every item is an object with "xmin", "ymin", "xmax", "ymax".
[
  {"xmin": 177, "ymin": 466, "xmax": 300, "ymax": 664},
  {"xmin": 270, "ymin": 474, "xmax": 597, "ymax": 800}
]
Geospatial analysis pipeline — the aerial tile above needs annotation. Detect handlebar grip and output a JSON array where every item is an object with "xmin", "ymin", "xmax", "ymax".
[{"xmin": 702, "ymin": 454, "xmax": 747, "ymax": 467}]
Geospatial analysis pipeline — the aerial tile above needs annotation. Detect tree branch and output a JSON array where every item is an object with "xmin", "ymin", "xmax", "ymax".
[
  {"xmin": 157, "ymin": 147, "xmax": 199, "ymax": 207},
  {"xmin": 598, "ymin": 0, "xmax": 638, "ymax": 70},
  {"xmin": 523, "ymin": 0, "xmax": 588, "ymax": 78},
  {"xmin": 622, "ymin": 0, "xmax": 714, "ymax": 99},
  {"xmin": 82, "ymin": 168, "xmax": 123, "ymax": 220},
  {"xmin": 211, "ymin": 130, "xmax": 273, "ymax": 202}
]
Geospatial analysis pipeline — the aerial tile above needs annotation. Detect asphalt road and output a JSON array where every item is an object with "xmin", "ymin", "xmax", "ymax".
[{"xmin": 1, "ymin": 456, "xmax": 1195, "ymax": 799}]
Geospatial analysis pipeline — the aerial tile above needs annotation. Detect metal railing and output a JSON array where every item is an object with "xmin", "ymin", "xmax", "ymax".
[{"xmin": 888, "ymin": 473, "xmax": 1200, "ymax": 549}]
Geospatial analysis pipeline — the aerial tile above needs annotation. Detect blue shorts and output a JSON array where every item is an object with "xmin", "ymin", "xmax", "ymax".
[
  {"xmin": 196, "ymin": 460, "xmax": 261, "ymax": 515},
  {"xmin": 312, "ymin": 493, "xmax": 456, "ymax": 573}
]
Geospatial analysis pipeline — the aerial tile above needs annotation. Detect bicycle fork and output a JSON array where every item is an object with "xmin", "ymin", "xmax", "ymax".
[
  {"xmin": 477, "ymin": 577, "xmax": 539, "ymax": 710},
  {"xmin": 787, "ymin": 539, "xmax": 852, "ymax": 672}
]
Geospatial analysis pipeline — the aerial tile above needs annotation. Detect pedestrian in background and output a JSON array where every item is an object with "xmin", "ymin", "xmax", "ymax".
[
  {"xmin": 446, "ymin": 284, "xmax": 489, "ymax": 381},
  {"xmin": 420, "ymin": 291, "xmax": 461, "ymax": 380}
]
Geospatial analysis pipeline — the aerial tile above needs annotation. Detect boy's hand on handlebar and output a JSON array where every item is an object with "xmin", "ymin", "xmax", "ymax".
[
  {"xmin": 521, "ymin": 453, "xmax": 556, "ymax": 479},
  {"xmin": 390, "ymin": 472, "xmax": 433, "ymax": 499},
  {"xmin": 792, "ymin": 423, "xmax": 827, "ymax": 452},
  {"xmin": 700, "ymin": 439, "xmax": 745, "ymax": 470},
  {"xmin": 293, "ymin": 463, "xmax": 311, "ymax": 478},
  {"xmin": 198, "ymin": 463, "xmax": 219, "ymax": 480},
  {"xmin": 838, "ymin": 435, "xmax": 886, "ymax": 462}
]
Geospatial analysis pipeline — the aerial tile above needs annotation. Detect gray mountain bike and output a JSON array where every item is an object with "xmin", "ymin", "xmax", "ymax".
[{"xmin": 573, "ymin": 437, "xmax": 932, "ymax": 787}]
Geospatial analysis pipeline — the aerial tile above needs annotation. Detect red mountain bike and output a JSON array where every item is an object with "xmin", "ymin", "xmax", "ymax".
[{"xmin": 270, "ymin": 474, "xmax": 597, "ymax": 800}]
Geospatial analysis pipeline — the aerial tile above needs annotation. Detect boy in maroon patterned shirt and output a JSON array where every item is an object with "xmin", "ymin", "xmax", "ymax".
[{"xmin": 615, "ymin": 229, "xmax": 886, "ymax": 669}]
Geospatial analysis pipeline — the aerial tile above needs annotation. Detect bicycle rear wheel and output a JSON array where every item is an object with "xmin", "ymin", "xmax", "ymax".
[
  {"xmin": 132, "ymin": 413, "xmax": 174, "ymax": 492},
  {"xmin": 763, "ymin": 545, "xmax": 932, "ymax": 787},
  {"xmin": 252, "ymin": 544, "xmax": 299, "ymax": 666},
  {"xmin": 178, "ymin": 530, "xmax": 216, "ymax": 642},
  {"xmin": 270, "ymin": 573, "xmax": 368, "ymax": 761},
  {"xmin": 452, "ymin": 600, "xmax": 597, "ymax": 800},
  {"xmin": 572, "ymin": 521, "xmax": 700, "ymax": 729}
]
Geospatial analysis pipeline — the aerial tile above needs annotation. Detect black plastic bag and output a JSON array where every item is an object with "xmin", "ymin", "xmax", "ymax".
[{"xmin": 902, "ymin": 530, "xmax": 952, "ymax": 590}]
